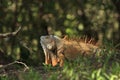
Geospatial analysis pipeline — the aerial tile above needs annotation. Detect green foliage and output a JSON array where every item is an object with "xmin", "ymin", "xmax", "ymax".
[
  {"xmin": 0, "ymin": 0, "xmax": 120, "ymax": 65},
  {"xmin": 0, "ymin": 76, "xmax": 9, "ymax": 80},
  {"xmin": 0, "ymin": 1, "xmax": 120, "ymax": 80},
  {"xmin": 0, "ymin": 68, "xmax": 42, "ymax": 80},
  {"xmin": 43, "ymin": 63, "xmax": 53, "ymax": 71},
  {"xmin": 21, "ymin": 68, "xmax": 42, "ymax": 80},
  {"xmin": 0, "ymin": 40, "xmax": 120, "ymax": 80},
  {"xmin": 47, "ymin": 44, "xmax": 120, "ymax": 80}
]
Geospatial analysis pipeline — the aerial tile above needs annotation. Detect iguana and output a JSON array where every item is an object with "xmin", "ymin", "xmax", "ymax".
[{"xmin": 40, "ymin": 35, "xmax": 101, "ymax": 67}]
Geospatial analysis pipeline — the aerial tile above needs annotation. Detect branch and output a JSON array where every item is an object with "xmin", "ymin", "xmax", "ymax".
[
  {"xmin": 0, "ymin": 26, "xmax": 21, "ymax": 38},
  {"xmin": 0, "ymin": 61, "xmax": 29, "ymax": 71}
]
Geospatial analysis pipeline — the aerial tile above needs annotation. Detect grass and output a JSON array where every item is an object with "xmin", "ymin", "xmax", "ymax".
[
  {"xmin": 48, "ymin": 46, "xmax": 120, "ymax": 80},
  {"xmin": 0, "ymin": 43, "xmax": 120, "ymax": 80}
]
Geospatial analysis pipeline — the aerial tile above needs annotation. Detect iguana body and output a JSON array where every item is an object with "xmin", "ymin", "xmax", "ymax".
[{"xmin": 40, "ymin": 35, "xmax": 100, "ymax": 67}]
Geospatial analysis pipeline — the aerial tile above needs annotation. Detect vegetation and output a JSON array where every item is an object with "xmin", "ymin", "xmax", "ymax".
[
  {"xmin": 0, "ymin": 43, "xmax": 120, "ymax": 80},
  {"xmin": 0, "ymin": 0, "xmax": 120, "ymax": 80}
]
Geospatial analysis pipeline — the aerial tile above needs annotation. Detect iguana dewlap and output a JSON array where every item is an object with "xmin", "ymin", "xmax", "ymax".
[{"xmin": 40, "ymin": 35, "xmax": 99, "ymax": 67}]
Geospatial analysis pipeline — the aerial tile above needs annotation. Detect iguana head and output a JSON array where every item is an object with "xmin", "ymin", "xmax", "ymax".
[{"xmin": 40, "ymin": 35, "xmax": 56, "ymax": 50}]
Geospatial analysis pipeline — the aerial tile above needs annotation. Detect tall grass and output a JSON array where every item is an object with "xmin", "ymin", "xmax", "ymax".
[
  {"xmin": 48, "ymin": 42, "xmax": 120, "ymax": 80},
  {"xmin": 0, "ymin": 42, "xmax": 120, "ymax": 80}
]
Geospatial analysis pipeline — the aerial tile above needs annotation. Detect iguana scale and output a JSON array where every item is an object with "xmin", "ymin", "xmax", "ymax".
[{"xmin": 40, "ymin": 35, "xmax": 101, "ymax": 67}]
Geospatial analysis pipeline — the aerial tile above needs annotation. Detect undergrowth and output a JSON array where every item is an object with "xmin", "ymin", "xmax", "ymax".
[{"xmin": 0, "ymin": 43, "xmax": 120, "ymax": 80}]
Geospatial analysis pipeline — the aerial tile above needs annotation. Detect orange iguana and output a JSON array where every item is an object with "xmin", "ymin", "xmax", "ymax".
[{"xmin": 40, "ymin": 35, "xmax": 101, "ymax": 67}]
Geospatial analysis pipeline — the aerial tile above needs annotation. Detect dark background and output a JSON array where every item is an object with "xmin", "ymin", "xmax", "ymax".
[{"xmin": 0, "ymin": 0, "xmax": 120, "ymax": 65}]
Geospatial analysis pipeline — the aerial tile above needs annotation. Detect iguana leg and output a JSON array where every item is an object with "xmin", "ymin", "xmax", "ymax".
[
  {"xmin": 45, "ymin": 53, "xmax": 52, "ymax": 65},
  {"xmin": 57, "ymin": 53, "xmax": 65, "ymax": 67},
  {"xmin": 40, "ymin": 43, "xmax": 51, "ymax": 65},
  {"xmin": 50, "ymin": 53, "xmax": 58, "ymax": 66},
  {"xmin": 43, "ymin": 49, "xmax": 49, "ymax": 65}
]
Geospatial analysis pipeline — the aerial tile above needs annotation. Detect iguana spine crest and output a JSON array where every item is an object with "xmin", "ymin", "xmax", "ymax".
[{"xmin": 40, "ymin": 35, "xmax": 100, "ymax": 67}]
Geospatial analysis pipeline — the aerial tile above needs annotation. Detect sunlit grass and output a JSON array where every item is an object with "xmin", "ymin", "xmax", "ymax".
[
  {"xmin": 48, "ymin": 42, "xmax": 120, "ymax": 80},
  {"xmin": 0, "ymin": 42, "xmax": 120, "ymax": 80}
]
